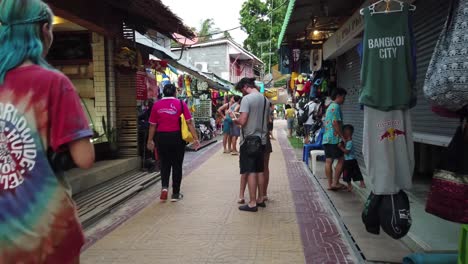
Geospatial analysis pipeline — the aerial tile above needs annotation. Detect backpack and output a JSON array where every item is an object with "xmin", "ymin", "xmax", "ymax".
[
  {"xmin": 379, "ymin": 190, "xmax": 412, "ymax": 239},
  {"xmin": 298, "ymin": 103, "xmax": 313, "ymax": 126}
]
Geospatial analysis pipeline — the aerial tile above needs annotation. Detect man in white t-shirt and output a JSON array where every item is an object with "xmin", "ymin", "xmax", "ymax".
[{"xmin": 303, "ymin": 100, "xmax": 317, "ymax": 143}]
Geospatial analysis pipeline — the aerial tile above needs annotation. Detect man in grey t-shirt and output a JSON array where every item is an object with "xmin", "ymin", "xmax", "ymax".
[{"xmin": 231, "ymin": 77, "xmax": 269, "ymax": 212}]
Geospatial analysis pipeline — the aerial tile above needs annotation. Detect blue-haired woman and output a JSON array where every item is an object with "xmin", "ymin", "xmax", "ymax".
[{"xmin": 0, "ymin": 0, "xmax": 95, "ymax": 263}]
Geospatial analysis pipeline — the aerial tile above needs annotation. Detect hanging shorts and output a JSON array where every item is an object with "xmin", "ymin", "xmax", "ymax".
[{"xmin": 362, "ymin": 106, "xmax": 414, "ymax": 195}]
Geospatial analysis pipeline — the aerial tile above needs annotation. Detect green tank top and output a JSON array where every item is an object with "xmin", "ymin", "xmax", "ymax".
[{"xmin": 359, "ymin": 3, "xmax": 416, "ymax": 111}]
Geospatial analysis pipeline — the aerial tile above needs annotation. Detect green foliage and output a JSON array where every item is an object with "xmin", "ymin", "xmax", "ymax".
[
  {"xmin": 198, "ymin": 18, "xmax": 220, "ymax": 42},
  {"xmin": 240, "ymin": 0, "xmax": 287, "ymax": 68},
  {"xmin": 288, "ymin": 136, "xmax": 303, "ymax": 149},
  {"xmin": 101, "ymin": 116, "xmax": 118, "ymax": 144}
]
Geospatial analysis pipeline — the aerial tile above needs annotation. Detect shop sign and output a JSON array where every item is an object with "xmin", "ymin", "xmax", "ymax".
[
  {"xmin": 136, "ymin": 71, "xmax": 147, "ymax": 100},
  {"xmin": 136, "ymin": 71, "xmax": 158, "ymax": 100},
  {"xmin": 146, "ymin": 71, "xmax": 158, "ymax": 100},
  {"xmin": 323, "ymin": 10, "xmax": 364, "ymax": 60}
]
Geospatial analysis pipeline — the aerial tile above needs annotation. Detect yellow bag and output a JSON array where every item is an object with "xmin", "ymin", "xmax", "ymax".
[{"xmin": 179, "ymin": 100, "xmax": 194, "ymax": 143}]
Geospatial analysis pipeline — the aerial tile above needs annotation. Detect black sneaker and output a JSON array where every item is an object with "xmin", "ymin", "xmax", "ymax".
[
  {"xmin": 171, "ymin": 193, "xmax": 183, "ymax": 202},
  {"xmin": 239, "ymin": 204, "xmax": 258, "ymax": 212}
]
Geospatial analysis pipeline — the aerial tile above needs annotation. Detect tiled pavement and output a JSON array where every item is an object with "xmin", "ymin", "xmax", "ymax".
[{"xmin": 80, "ymin": 123, "xmax": 356, "ymax": 264}]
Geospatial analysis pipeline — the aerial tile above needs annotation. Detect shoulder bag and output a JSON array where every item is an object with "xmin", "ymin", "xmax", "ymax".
[
  {"xmin": 423, "ymin": 0, "xmax": 468, "ymax": 111},
  {"xmin": 243, "ymin": 98, "xmax": 267, "ymax": 156},
  {"xmin": 180, "ymin": 100, "xmax": 194, "ymax": 143}
]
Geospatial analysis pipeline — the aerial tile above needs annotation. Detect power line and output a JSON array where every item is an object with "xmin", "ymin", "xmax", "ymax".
[{"xmin": 173, "ymin": 26, "xmax": 242, "ymax": 40}]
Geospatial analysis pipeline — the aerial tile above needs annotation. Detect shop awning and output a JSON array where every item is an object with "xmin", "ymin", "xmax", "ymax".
[
  {"xmin": 277, "ymin": 0, "xmax": 296, "ymax": 49},
  {"xmin": 135, "ymin": 32, "xmax": 232, "ymax": 91},
  {"xmin": 277, "ymin": 0, "xmax": 362, "ymax": 49}
]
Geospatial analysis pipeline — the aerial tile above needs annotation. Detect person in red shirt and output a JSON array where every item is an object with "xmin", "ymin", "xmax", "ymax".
[
  {"xmin": 147, "ymin": 84, "xmax": 200, "ymax": 202},
  {"xmin": 0, "ymin": 0, "xmax": 95, "ymax": 263}
]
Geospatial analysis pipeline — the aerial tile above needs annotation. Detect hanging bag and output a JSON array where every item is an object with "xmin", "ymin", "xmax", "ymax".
[
  {"xmin": 180, "ymin": 100, "xmax": 194, "ymax": 143},
  {"xmin": 425, "ymin": 114, "xmax": 468, "ymax": 224},
  {"xmin": 423, "ymin": 0, "xmax": 468, "ymax": 111}
]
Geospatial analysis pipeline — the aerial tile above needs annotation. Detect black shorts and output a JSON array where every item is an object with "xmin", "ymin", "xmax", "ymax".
[
  {"xmin": 343, "ymin": 159, "xmax": 363, "ymax": 183},
  {"xmin": 239, "ymin": 143, "xmax": 265, "ymax": 174},
  {"xmin": 323, "ymin": 144, "xmax": 344, "ymax": 160}
]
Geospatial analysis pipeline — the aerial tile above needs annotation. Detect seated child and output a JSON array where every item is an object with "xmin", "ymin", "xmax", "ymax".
[{"xmin": 339, "ymin": 124, "xmax": 366, "ymax": 191}]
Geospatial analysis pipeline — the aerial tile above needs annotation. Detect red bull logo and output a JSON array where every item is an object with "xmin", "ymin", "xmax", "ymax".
[{"xmin": 380, "ymin": 127, "xmax": 406, "ymax": 141}]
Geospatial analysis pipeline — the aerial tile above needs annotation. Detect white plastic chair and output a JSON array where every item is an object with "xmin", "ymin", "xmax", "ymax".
[{"xmin": 309, "ymin": 150, "xmax": 325, "ymax": 176}]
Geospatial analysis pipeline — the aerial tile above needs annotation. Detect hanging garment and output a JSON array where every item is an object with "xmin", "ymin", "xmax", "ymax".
[
  {"xmin": 423, "ymin": 0, "xmax": 468, "ymax": 111},
  {"xmin": 360, "ymin": 3, "xmax": 417, "ymax": 111},
  {"xmin": 291, "ymin": 49, "xmax": 301, "ymax": 72},
  {"xmin": 295, "ymin": 75, "xmax": 306, "ymax": 95},
  {"xmin": 310, "ymin": 49, "xmax": 323, "ymax": 72},
  {"xmin": 290, "ymin": 72, "xmax": 299, "ymax": 91},
  {"xmin": 279, "ymin": 46, "xmax": 291, "ymax": 74},
  {"xmin": 362, "ymin": 106, "xmax": 414, "ymax": 195}
]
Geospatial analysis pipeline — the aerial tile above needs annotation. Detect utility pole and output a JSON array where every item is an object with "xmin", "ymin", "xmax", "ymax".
[{"xmin": 269, "ymin": 0, "xmax": 273, "ymax": 74}]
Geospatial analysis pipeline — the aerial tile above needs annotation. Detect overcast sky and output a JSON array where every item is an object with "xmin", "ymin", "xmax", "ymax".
[{"xmin": 161, "ymin": 0, "xmax": 248, "ymax": 45}]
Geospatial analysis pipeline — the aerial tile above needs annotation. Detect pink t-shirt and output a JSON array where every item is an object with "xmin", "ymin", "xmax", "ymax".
[{"xmin": 149, "ymin": 97, "xmax": 192, "ymax": 132}]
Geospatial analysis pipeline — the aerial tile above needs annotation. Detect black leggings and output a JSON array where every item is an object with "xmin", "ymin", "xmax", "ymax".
[{"xmin": 156, "ymin": 131, "xmax": 186, "ymax": 194}]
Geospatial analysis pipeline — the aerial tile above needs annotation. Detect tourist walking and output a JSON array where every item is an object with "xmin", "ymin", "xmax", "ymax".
[
  {"xmin": 0, "ymin": 0, "xmax": 95, "ymax": 262},
  {"xmin": 218, "ymin": 96, "xmax": 234, "ymax": 153},
  {"xmin": 323, "ymin": 88, "xmax": 347, "ymax": 191},
  {"xmin": 231, "ymin": 78, "xmax": 269, "ymax": 212},
  {"xmin": 147, "ymin": 84, "xmax": 200, "ymax": 202},
  {"xmin": 285, "ymin": 104, "xmax": 295, "ymax": 137}
]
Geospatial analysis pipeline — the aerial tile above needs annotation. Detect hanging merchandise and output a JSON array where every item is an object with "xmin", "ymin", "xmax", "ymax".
[
  {"xmin": 290, "ymin": 72, "xmax": 299, "ymax": 91},
  {"xmin": 310, "ymin": 49, "xmax": 323, "ymax": 72},
  {"xmin": 300, "ymin": 50, "xmax": 311, "ymax": 74},
  {"xmin": 191, "ymin": 78, "xmax": 198, "ymax": 95},
  {"xmin": 321, "ymin": 79, "xmax": 328, "ymax": 95},
  {"xmin": 362, "ymin": 106, "xmax": 414, "ymax": 195},
  {"xmin": 359, "ymin": 1, "xmax": 417, "ymax": 111},
  {"xmin": 303, "ymin": 80, "xmax": 312, "ymax": 97},
  {"xmin": 198, "ymin": 81, "xmax": 209, "ymax": 92},
  {"xmin": 147, "ymin": 59, "xmax": 168, "ymax": 73},
  {"xmin": 291, "ymin": 48, "xmax": 301, "ymax": 72},
  {"xmin": 146, "ymin": 71, "xmax": 158, "ymax": 100},
  {"xmin": 178, "ymin": 75, "xmax": 184, "ymax": 88},
  {"xmin": 426, "ymin": 113, "xmax": 468, "ymax": 224},
  {"xmin": 279, "ymin": 46, "xmax": 291, "ymax": 74},
  {"xmin": 423, "ymin": 0, "xmax": 468, "ymax": 111},
  {"xmin": 185, "ymin": 75, "xmax": 192, "ymax": 97},
  {"xmin": 378, "ymin": 190, "xmax": 412, "ymax": 239},
  {"xmin": 295, "ymin": 74, "xmax": 306, "ymax": 95},
  {"xmin": 161, "ymin": 73, "xmax": 171, "ymax": 87}
]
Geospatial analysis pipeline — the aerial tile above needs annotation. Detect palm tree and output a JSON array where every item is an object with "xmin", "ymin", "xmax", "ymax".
[{"xmin": 198, "ymin": 18, "xmax": 219, "ymax": 42}]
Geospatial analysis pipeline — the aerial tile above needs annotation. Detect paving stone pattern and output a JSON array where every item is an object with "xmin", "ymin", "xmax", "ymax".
[
  {"xmin": 276, "ymin": 123, "xmax": 356, "ymax": 264},
  {"xmin": 81, "ymin": 124, "xmax": 356, "ymax": 264}
]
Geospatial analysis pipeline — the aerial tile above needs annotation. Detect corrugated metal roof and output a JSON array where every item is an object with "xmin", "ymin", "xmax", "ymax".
[
  {"xmin": 136, "ymin": 32, "xmax": 232, "ymax": 91},
  {"xmin": 277, "ymin": 0, "xmax": 296, "ymax": 49}
]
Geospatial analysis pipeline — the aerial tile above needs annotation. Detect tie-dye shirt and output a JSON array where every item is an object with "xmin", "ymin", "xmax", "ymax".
[{"xmin": 0, "ymin": 65, "xmax": 92, "ymax": 263}]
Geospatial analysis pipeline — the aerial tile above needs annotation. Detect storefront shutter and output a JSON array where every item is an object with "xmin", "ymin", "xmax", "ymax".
[
  {"xmin": 337, "ymin": 48, "xmax": 364, "ymax": 164},
  {"xmin": 116, "ymin": 71, "xmax": 138, "ymax": 157}
]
